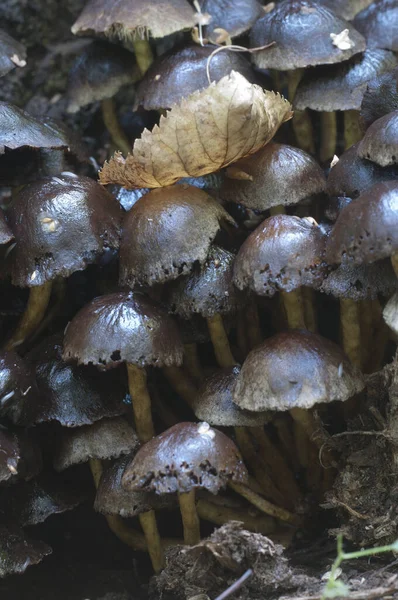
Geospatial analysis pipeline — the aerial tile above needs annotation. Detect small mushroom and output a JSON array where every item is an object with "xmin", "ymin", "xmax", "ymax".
[
  {"xmin": 0, "ymin": 525, "xmax": 51, "ymax": 578},
  {"xmin": 0, "ymin": 30, "xmax": 26, "ymax": 77},
  {"xmin": 353, "ymin": 0, "xmax": 398, "ymax": 51},
  {"xmin": 201, "ymin": 0, "xmax": 264, "ymax": 44},
  {"xmin": 357, "ymin": 110, "xmax": 398, "ymax": 166},
  {"xmin": 360, "ymin": 65, "xmax": 398, "ymax": 130}
]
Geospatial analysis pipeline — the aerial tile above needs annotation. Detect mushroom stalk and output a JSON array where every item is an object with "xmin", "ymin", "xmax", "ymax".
[
  {"xmin": 133, "ymin": 39, "xmax": 154, "ymax": 76},
  {"xmin": 206, "ymin": 314, "xmax": 236, "ymax": 368},
  {"xmin": 245, "ymin": 298, "xmax": 262, "ymax": 351},
  {"xmin": 273, "ymin": 415, "xmax": 300, "ymax": 472},
  {"xmin": 287, "ymin": 69, "xmax": 315, "ymax": 155},
  {"xmin": 340, "ymin": 298, "xmax": 361, "ymax": 368},
  {"xmin": 320, "ymin": 112, "xmax": 337, "ymax": 163},
  {"xmin": 162, "ymin": 366, "xmax": 197, "ymax": 408},
  {"xmin": 302, "ymin": 287, "xmax": 317, "ymax": 333},
  {"xmin": 5, "ymin": 281, "xmax": 52, "ymax": 350},
  {"xmin": 183, "ymin": 343, "xmax": 203, "ymax": 382},
  {"xmin": 126, "ymin": 363, "xmax": 155, "ymax": 442},
  {"xmin": 178, "ymin": 490, "xmax": 201, "ymax": 545},
  {"xmin": 391, "ymin": 252, "xmax": 398, "ymax": 278},
  {"xmin": 344, "ymin": 110, "xmax": 362, "ymax": 149},
  {"xmin": 138, "ymin": 510, "xmax": 165, "ymax": 573},
  {"xmin": 229, "ymin": 481, "xmax": 302, "ymax": 526},
  {"xmin": 290, "ymin": 407, "xmax": 338, "ymax": 468},
  {"xmin": 281, "ymin": 289, "xmax": 306, "ymax": 329},
  {"xmin": 101, "ymin": 98, "xmax": 131, "ymax": 157},
  {"xmin": 197, "ymin": 499, "xmax": 275, "ymax": 535}
]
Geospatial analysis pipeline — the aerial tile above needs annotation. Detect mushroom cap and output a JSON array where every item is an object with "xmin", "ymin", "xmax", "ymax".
[
  {"xmin": 321, "ymin": 259, "xmax": 398, "ymax": 300},
  {"xmin": 0, "ymin": 207, "xmax": 13, "ymax": 245},
  {"xmin": 360, "ymin": 66, "xmax": 398, "ymax": 130},
  {"xmin": 193, "ymin": 366, "xmax": 273, "ymax": 426},
  {"xmin": 53, "ymin": 417, "xmax": 139, "ymax": 472},
  {"xmin": 250, "ymin": 0, "xmax": 366, "ymax": 71},
  {"xmin": 324, "ymin": 196, "xmax": 353, "ymax": 222},
  {"xmin": 63, "ymin": 291, "xmax": 183, "ymax": 369},
  {"xmin": 134, "ymin": 44, "xmax": 258, "ymax": 111},
  {"xmin": 319, "ymin": 0, "xmax": 374, "ymax": 21},
  {"xmin": 167, "ymin": 246, "xmax": 245, "ymax": 319},
  {"xmin": 220, "ymin": 142, "xmax": 326, "ymax": 210},
  {"xmin": 357, "ymin": 110, "xmax": 398, "ymax": 167},
  {"xmin": 122, "ymin": 421, "xmax": 248, "ymax": 494},
  {"xmin": 327, "ymin": 143, "xmax": 398, "ymax": 199},
  {"xmin": 24, "ymin": 334, "xmax": 127, "ymax": 427},
  {"xmin": 202, "ymin": 0, "xmax": 264, "ymax": 43},
  {"xmin": 353, "ymin": 0, "xmax": 398, "ymax": 51},
  {"xmin": 119, "ymin": 184, "xmax": 235, "ymax": 288},
  {"xmin": 233, "ymin": 330, "xmax": 365, "ymax": 412},
  {"xmin": 71, "ymin": 0, "xmax": 198, "ymax": 40},
  {"xmin": 0, "ymin": 525, "xmax": 51, "ymax": 578},
  {"xmin": 0, "ymin": 350, "xmax": 38, "ymax": 425},
  {"xmin": 383, "ymin": 291, "xmax": 398, "ymax": 335},
  {"xmin": 94, "ymin": 455, "xmax": 176, "ymax": 517},
  {"xmin": 67, "ymin": 41, "xmax": 139, "ymax": 113},
  {"xmin": 0, "ymin": 30, "xmax": 26, "ymax": 78},
  {"xmin": 326, "ymin": 181, "xmax": 398, "ymax": 265},
  {"xmin": 234, "ymin": 215, "xmax": 328, "ymax": 295},
  {"xmin": 0, "ymin": 426, "xmax": 42, "ymax": 484},
  {"xmin": 6, "ymin": 173, "xmax": 122, "ymax": 287},
  {"xmin": 0, "ymin": 425, "xmax": 21, "ymax": 483},
  {"xmin": 295, "ymin": 49, "xmax": 397, "ymax": 112}
]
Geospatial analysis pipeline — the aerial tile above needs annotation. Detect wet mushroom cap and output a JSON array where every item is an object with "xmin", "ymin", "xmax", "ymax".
[
  {"xmin": 0, "ymin": 29, "xmax": 26, "ymax": 77},
  {"xmin": 122, "ymin": 421, "xmax": 248, "ymax": 494},
  {"xmin": 63, "ymin": 291, "xmax": 183, "ymax": 369},
  {"xmin": 201, "ymin": 0, "xmax": 264, "ymax": 43},
  {"xmin": 220, "ymin": 142, "xmax": 326, "ymax": 211},
  {"xmin": 67, "ymin": 41, "xmax": 140, "ymax": 113},
  {"xmin": 353, "ymin": 0, "xmax": 398, "ymax": 51},
  {"xmin": 0, "ymin": 525, "xmax": 52, "ymax": 578},
  {"xmin": 119, "ymin": 184, "xmax": 235, "ymax": 288},
  {"xmin": 295, "ymin": 49, "xmax": 397, "ymax": 112},
  {"xmin": 233, "ymin": 215, "xmax": 328, "ymax": 295},
  {"xmin": 53, "ymin": 417, "xmax": 139, "ymax": 472},
  {"xmin": 326, "ymin": 181, "xmax": 398, "ymax": 265},
  {"xmin": 319, "ymin": 0, "xmax": 373, "ymax": 21},
  {"xmin": 134, "ymin": 44, "xmax": 258, "ymax": 111},
  {"xmin": 357, "ymin": 110, "xmax": 398, "ymax": 167},
  {"xmin": 360, "ymin": 66, "xmax": 398, "ymax": 130},
  {"xmin": 321, "ymin": 260, "xmax": 398, "ymax": 301},
  {"xmin": 193, "ymin": 366, "xmax": 273, "ymax": 426},
  {"xmin": 6, "ymin": 173, "xmax": 122, "ymax": 287},
  {"xmin": 250, "ymin": 0, "xmax": 366, "ymax": 70},
  {"xmin": 232, "ymin": 330, "xmax": 365, "ymax": 412},
  {"xmin": 0, "ymin": 350, "xmax": 38, "ymax": 425}
]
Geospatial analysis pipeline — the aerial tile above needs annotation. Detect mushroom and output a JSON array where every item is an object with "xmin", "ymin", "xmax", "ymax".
[
  {"xmin": 0, "ymin": 30, "xmax": 26, "ymax": 78},
  {"xmin": 0, "ymin": 525, "xmax": 52, "ymax": 578},
  {"xmin": 318, "ymin": 0, "xmax": 373, "ymax": 21},
  {"xmin": 0, "ymin": 425, "xmax": 42, "ymax": 484},
  {"xmin": 357, "ymin": 110, "xmax": 398, "ymax": 166},
  {"xmin": 353, "ymin": 0, "xmax": 398, "ymax": 51},
  {"xmin": 360, "ymin": 65, "xmax": 398, "ymax": 130},
  {"xmin": 201, "ymin": 0, "xmax": 264, "ymax": 44},
  {"xmin": 0, "ymin": 349, "xmax": 38, "ymax": 425}
]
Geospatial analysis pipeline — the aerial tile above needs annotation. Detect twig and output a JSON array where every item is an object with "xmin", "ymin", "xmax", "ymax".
[
  {"xmin": 214, "ymin": 569, "xmax": 253, "ymax": 600},
  {"xmin": 279, "ymin": 583, "xmax": 398, "ymax": 600},
  {"xmin": 206, "ymin": 43, "xmax": 275, "ymax": 84},
  {"xmin": 333, "ymin": 500, "xmax": 369, "ymax": 520},
  {"xmin": 332, "ymin": 431, "xmax": 388, "ymax": 439}
]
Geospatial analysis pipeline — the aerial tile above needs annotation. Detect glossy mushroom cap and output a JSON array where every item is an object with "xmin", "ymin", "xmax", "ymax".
[
  {"xmin": 0, "ymin": 350, "xmax": 38, "ymax": 425},
  {"xmin": 233, "ymin": 330, "xmax": 365, "ymax": 412},
  {"xmin": 71, "ymin": 0, "xmax": 198, "ymax": 40},
  {"xmin": 134, "ymin": 44, "xmax": 258, "ymax": 111},
  {"xmin": 0, "ymin": 525, "xmax": 51, "ymax": 578},
  {"xmin": 167, "ymin": 246, "xmax": 245, "ymax": 319},
  {"xmin": 250, "ymin": 0, "xmax": 366, "ymax": 70},
  {"xmin": 202, "ymin": 0, "xmax": 264, "ymax": 43},
  {"xmin": 0, "ymin": 30, "xmax": 26, "ymax": 77},
  {"xmin": 67, "ymin": 41, "xmax": 139, "ymax": 113},
  {"xmin": 63, "ymin": 291, "xmax": 183, "ymax": 369},
  {"xmin": 327, "ymin": 143, "xmax": 398, "ymax": 199},
  {"xmin": 295, "ymin": 50, "xmax": 397, "ymax": 112},
  {"xmin": 193, "ymin": 366, "xmax": 272, "ymax": 426},
  {"xmin": 122, "ymin": 421, "xmax": 248, "ymax": 494},
  {"xmin": 94, "ymin": 456, "xmax": 176, "ymax": 517},
  {"xmin": 53, "ymin": 417, "xmax": 139, "ymax": 471},
  {"xmin": 383, "ymin": 292, "xmax": 398, "ymax": 335},
  {"xmin": 326, "ymin": 181, "xmax": 398, "ymax": 265},
  {"xmin": 221, "ymin": 143, "xmax": 326, "ymax": 211},
  {"xmin": 321, "ymin": 260, "xmax": 398, "ymax": 301},
  {"xmin": 6, "ymin": 173, "xmax": 122, "ymax": 287},
  {"xmin": 319, "ymin": 0, "xmax": 373, "ymax": 21},
  {"xmin": 360, "ymin": 66, "xmax": 398, "ymax": 130},
  {"xmin": 119, "ymin": 184, "xmax": 235, "ymax": 288},
  {"xmin": 24, "ymin": 334, "xmax": 127, "ymax": 427},
  {"xmin": 353, "ymin": 0, "xmax": 398, "ymax": 51},
  {"xmin": 0, "ymin": 426, "xmax": 42, "ymax": 483},
  {"xmin": 357, "ymin": 110, "xmax": 398, "ymax": 167},
  {"xmin": 234, "ymin": 215, "xmax": 328, "ymax": 295}
]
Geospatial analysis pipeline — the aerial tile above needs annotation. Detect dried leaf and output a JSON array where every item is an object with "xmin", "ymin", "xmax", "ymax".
[{"xmin": 100, "ymin": 71, "xmax": 293, "ymax": 189}]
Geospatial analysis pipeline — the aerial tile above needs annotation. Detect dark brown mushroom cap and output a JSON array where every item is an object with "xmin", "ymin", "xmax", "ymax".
[
  {"xmin": 122, "ymin": 422, "xmax": 248, "ymax": 494},
  {"xmin": 234, "ymin": 215, "xmax": 328, "ymax": 296},
  {"xmin": 220, "ymin": 142, "xmax": 326, "ymax": 210},
  {"xmin": 6, "ymin": 173, "xmax": 122, "ymax": 288},
  {"xmin": 63, "ymin": 291, "xmax": 183, "ymax": 369},
  {"xmin": 202, "ymin": 0, "xmax": 264, "ymax": 43},
  {"xmin": 233, "ymin": 330, "xmax": 365, "ymax": 412},
  {"xmin": 167, "ymin": 246, "xmax": 245, "ymax": 319},
  {"xmin": 360, "ymin": 66, "xmax": 398, "ymax": 130},
  {"xmin": 94, "ymin": 455, "xmax": 176, "ymax": 517},
  {"xmin": 67, "ymin": 41, "xmax": 139, "ymax": 113},
  {"xmin": 0, "ymin": 30, "xmax": 26, "ymax": 78},
  {"xmin": 193, "ymin": 366, "xmax": 272, "ymax": 426},
  {"xmin": 23, "ymin": 334, "xmax": 127, "ymax": 427},
  {"xmin": 319, "ymin": 0, "xmax": 373, "ymax": 21},
  {"xmin": 327, "ymin": 143, "xmax": 398, "ymax": 200},
  {"xmin": 134, "ymin": 44, "xmax": 258, "ymax": 111},
  {"xmin": 325, "ymin": 181, "xmax": 398, "ymax": 265},
  {"xmin": 71, "ymin": 0, "xmax": 198, "ymax": 40},
  {"xmin": 0, "ymin": 525, "xmax": 51, "ymax": 578},
  {"xmin": 0, "ymin": 427, "xmax": 42, "ymax": 484},
  {"xmin": 0, "ymin": 207, "xmax": 13, "ymax": 245},
  {"xmin": 383, "ymin": 291, "xmax": 398, "ymax": 335},
  {"xmin": 357, "ymin": 110, "xmax": 398, "ymax": 167},
  {"xmin": 324, "ymin": 196, "xmax": 353, "ymax": 222},
  {"xmin": 250, "ymin": 0, "xmax": 366, "ymax": 71},
  {"xmin": 53, "ymin": 417, "xmax": 139, "ymax": 472},
  {"xmin": 295, "ymin": 50, "xmax": 397, "ymax": 112},
  {"xmin": 119, "ymin": 184, "xmax": 235, "ymax": 288},
  {"xmin": 353, "ymin": 0, "xmax": 398, "ymax": 51},
  {"xmin": 321, "ymin": 259, "xmax": 398, "ymax": 300},
  {"xmin": 0, "ymin": 350, "xmax": 38, "ymax": 425}
]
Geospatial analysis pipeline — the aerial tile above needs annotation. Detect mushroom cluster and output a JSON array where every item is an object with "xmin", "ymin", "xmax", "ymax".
[{"xmin": 1, "ymin": 0, "xmax": 398, "ymax": 590}]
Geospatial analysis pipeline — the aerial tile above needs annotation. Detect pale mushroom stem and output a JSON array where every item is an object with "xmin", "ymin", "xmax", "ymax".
[
  {"xmin": 245, "ymin": 298, "xmax": 263, "ymax": 351},
  {"xmin": 133, "ymin": 39, "xmax": 154, "ymax": 76},
  {"xmin": 229, "ymin": 481, "xmax": 302, "ymax": 526},
  {"xmin": 5, "ymin": 281, "xmax": 52, "ymax": 350},
  {"xmin": 287, "ymin": 70, "xmax": 315, "ymax": 156},
  {"xmin": 344, "ymin": 110, "xmax": 362, "ymax": 149},
  {"xmin": 269, "ymin": 205, "xmax": 285, "ymax": 216},
  {"xmin": 178, "ymin": 490, "xmax": 201, "ymax": 545},
  {"xmin": 162, "ymin": 366, "xmax": 198, "ymax": 408},
  {"xmin": 289, "ymin": 407, "xmax": 338, "ymax": 469},
  {"xmin": 302, "ymin": 287, "xmax": 317, "ymax": 333},
  {"xmin": 183, "ymin": 343, "xmax": 203, "ymax": 382},
  {"xmin": 281, "ymin": 289, "xmax": 306, "ymax": 329},
  {"xmin": 206, "ymin": 314, "xmax": 236, "ymax": 368},
  {"xmin": 367, "ymin": 299, "xmax": 389, "ymax": 373},
  {"xmin": 138, "ymin": 510, "xmax": 165, "ymax": 573},
  {"xmin": 360, "ymin": 299, "xmax": 374, "ymax": 371},
  {"xmin": 340, "ymin": 298, "xmax": 362, "ymax": 368},
  {"xmin": 101, "ymin": 98, "xmax": 131, "ymax": 157},
  {"xmin": 126, "ymin": 363, "xmax": 155, "ymax": 442},
  {"xmin": 196, "ymin": 499, "xmax": 275, "ymax": 535},
  {"xmin": 320, "ymin": 112, "xmax": 337, "ymax": 163},
  {"xmin": 273, "ymin": 415, "xmax": 300, "ymax": 472}
]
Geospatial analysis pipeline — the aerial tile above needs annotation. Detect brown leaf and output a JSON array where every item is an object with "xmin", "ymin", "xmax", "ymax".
[{"xmin": 99, "ymin": 71, "xmax": 293, "ymax": 189}]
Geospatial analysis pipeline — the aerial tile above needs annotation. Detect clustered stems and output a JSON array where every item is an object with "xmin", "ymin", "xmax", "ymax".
[
  {"xmin": 183, "ymin": 343, "xmax": 203, "ymax": 382},
  {"xmin": 340, "ymin": 298, "xmax": 362, "ymax": 368},
  {"xmin": 162, "ymin": 365, "xmax": 197, "ymax": 408},
  {"xmin": 137, "ymin": 510, "xmax": 165, "ymax": 573},
  {"xmin": 207, "ymin": 314, "xmax": 237, "ymax": 368},
  {"xmin": 344, "ymin": 110, "xmax": 362, "ymax": 149},
  {"xmin": 5, "ymin": 281, "xmax": 52, "ymax": 350},
  {"xmin": 196, "ymin": 499, "xmax": 275, "ymax": 535}
]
